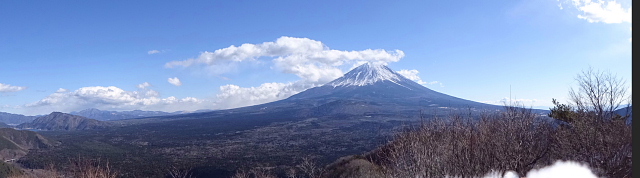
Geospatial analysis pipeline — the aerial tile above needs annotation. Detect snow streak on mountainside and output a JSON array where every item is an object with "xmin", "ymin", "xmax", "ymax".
[
  {"xmin": 284, "ymin": 62, "xmax": 510, "ymax": 111},
  {"xmin": 328, "ymin": 63, "xmax": 407, "ymax": 87}
]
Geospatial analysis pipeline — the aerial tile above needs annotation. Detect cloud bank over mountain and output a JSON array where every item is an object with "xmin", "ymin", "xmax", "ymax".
[
  {"xmin": 165, "ymin": 36, "xmax": 405, "ymax": 83},
  {"xmin": 12, "ymin": 37, "xmax": 434, "ymax": 115},
  {"xmin": 163, "ymin": 36, "xmax": 417, "ymax": 111}
]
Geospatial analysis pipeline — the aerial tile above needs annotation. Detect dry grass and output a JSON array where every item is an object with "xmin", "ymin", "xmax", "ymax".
[
  {"xmin": 9, "ymin": 157, "xmax": 118, "ymax": 178},
  {"xmin": 66, "ymin": 157, "xmax": 118, "ymax": 178}
]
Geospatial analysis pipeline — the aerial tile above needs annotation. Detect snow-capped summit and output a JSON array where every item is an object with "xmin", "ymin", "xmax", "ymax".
[
  {"xmin": 282, "ymin": 62, "xmax": 503, "ymax": 110},
  {"xmin": 327, "ymin": 63, "xmax": 407, "ymax": 87}
]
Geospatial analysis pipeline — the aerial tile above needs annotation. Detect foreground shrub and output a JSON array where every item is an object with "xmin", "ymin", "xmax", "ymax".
[
  {"xmin": 549, "ymin": 113, "xmax": 632, "ymax": 177},
  {"xmin": 369, "ymin": 107, "xmax": 554, "ymax": 177},
  {"xmin": 359, "ymin": 105, "xmax": 632, "ymax": 178}
]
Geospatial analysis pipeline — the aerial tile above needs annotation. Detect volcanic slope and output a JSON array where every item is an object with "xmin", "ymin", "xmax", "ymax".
[
  {"xmin": 183, "ymin": 62, "xmax": 505, "ymax": 119},
  {"xmin": 287, "ymin": 63, "xmax": 500, "ymax": 109}
]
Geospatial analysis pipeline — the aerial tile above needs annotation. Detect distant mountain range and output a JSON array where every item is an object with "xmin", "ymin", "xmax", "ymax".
[
  {"xmin": 70, "ymin": 108, "xmax": 178, "ymax": 121},
  {"xmin": 0, "ymin": 112, "xmax": 37, "ymax": 125},
  {"xmin": 16, "ymin": 112, "xmax": 114, "ymax": 131},
  {"xmin": 0, "ymin": 108, "xmax": 215, "ymax": 124}
]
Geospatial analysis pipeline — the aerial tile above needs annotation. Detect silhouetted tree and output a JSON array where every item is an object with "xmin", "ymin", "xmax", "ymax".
[{"xmin": 567, "ymin": 67, "xmax": 630, "ymax": 121}]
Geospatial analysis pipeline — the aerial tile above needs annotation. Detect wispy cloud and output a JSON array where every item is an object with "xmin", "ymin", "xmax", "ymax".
[
  {"xmin": 426, "ymin": 81, "xmax": 444, "ymax": 87},
  {"xmin": 561, "ymin": 0, "xmax": 631, "ymax": 24},
  {"xmin": 168, "ymin": 77, "xmax": 182, "ymax": 86},
  {"xmin": 0, "ymin": 83, "xmax": 27, "ymax": 92},
  {"xmin": 396, "ymin": 69, "xmax": 443, "ymax": 87},
  {"xmin": 148, "ymin": 50, "xmax": 162, "ymax": 54},
  {"xmin": 137, "ymin": 82, "xmax": 152, "ymax": 89},
  {"xmin": 56, "ymin": 88, "xmax": 69, "ymax": 93}
]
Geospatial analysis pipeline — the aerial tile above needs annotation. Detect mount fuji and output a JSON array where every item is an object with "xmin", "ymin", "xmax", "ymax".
[
  {"xmin": 286, "ymin": 62, "xmax": 497, "ymax": 109},
  {"xmin": 192, "ymin": 62, "xmax": 506, "ymax": 119},
  {"xmin": 114, "ymin": 62, "xmax": 508, "ymax": 124}
]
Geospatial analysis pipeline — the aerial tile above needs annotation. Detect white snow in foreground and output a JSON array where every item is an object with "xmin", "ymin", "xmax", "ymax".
[
  {"xmin": 452, "ymin": 160, "xmax": 598, "ymax": 178},
  {"xmin": 526, "ymin": 160, "xmax": 597, "ymax": 178}
]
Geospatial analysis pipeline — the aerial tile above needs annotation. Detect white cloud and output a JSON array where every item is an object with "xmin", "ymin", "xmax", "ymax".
[
  {"xmin": 137, "ymin": 82, "xmax": 152, "ymax": 89},
  {"xmin": 0, "ymin": 83, "xmax": 27, "ymax": 92},
  {"xmin": 397, "ymin": 69, "xmax": 427, "ymax": 85},
  {"xmin": 165, "ymin": 36, "xmax": 404, "ymax": 84},
  {"xmin": 558, "ymin": 0, "xmax": 564, "ymax": 10},
  {"xmin": 165, "ymin": 36, "xmax": 405, "ymax": 109},
  {"xmin": 148, "ymin": 50, "xmax": 161, "ymax": 54},
  {"xmin": 23, "ymin": 84, "xmax": 212, "ymax": 115},
  {"xmin": 396, "ymin": 69, "xmax": 443, "ymax": 87},
  {"xmin": 56, "ymin": 88, "xmax": 69, "ymax": 93},
  {"xmin": 427, "ymin": 81, "xmax": 444, "ymax": 87},
  {"xmin": 567, "ymin": 0, "xmax": 632, "ymax": 23},
  {"xmin": 215, "ymin": 82, "xmax": 314, "ymax": 109},
  {"xmin": 168, "ymin": 77, "xmax": 182, "ymax": 86}
]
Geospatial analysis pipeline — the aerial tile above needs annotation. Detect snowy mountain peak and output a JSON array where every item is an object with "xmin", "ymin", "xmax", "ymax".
[{"xmin": 327, "ymin": 63, "xmax": 406, "ymax": 87}]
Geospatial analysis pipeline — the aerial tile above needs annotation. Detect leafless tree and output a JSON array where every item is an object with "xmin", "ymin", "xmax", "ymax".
[
  {"xmin": 568, "ymin": 67, "xmax": 630, "ymax": 120},
  {"xmin": 231, "ymin": 167, "xmax": 277, "ymax": 178},
  {"xmin": 167, "ymin": 165, "xmax": 192, "ymax": 178},
  {"xmin": 298, "ymin": 157, "xmax": 323, "ymax": 178}
]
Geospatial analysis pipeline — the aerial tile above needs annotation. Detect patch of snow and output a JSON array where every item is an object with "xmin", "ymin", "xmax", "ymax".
[
  {"xmin": 328, "ymin": 63, "xmax": 406, "ymax": 87},
  {"xmin": 526, "ymin": 161, "xmax": 596, "ymax": 178}
]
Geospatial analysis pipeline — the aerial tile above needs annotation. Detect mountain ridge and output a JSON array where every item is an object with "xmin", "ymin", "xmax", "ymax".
[
  {"xmin": 17, "ymin": 112, "xmax": 114, "ymax": 131},
  {"xmin": 0, "ymin": 112, "xmax": 37, "ymax": 125},
  {"xmin": 0, "ymin": 128, "xmax": 57, "ymax": 161}
]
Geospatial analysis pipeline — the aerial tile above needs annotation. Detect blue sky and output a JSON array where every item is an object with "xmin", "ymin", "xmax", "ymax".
[{"xmin": 0, "ymin": 0, "xmax": 632, "ymax": 115}]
